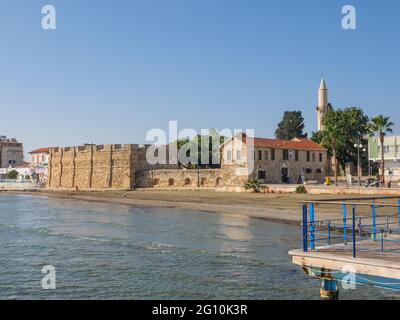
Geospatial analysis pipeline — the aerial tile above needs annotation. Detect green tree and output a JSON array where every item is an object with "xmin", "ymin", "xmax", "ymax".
[
  {"xmin": 194, "ymin": 129, "xmax": 226, "ymax": 168},
  {"xmin": 311, "ymin": 107, "xmax": 369, "ymax": 172},
  {"xmin": 275, "ymin": 111, "xmax": 306, "ymax": 140},
  {"xmin": 316, "ymin": 109, "xmax": 348, "ymax": 185},
  {"xmin": 172, "ymin": 129, "xmax": 226, "ymax": 168},
  {"xmin": 171, "ymin": 138, "xmax": 190, "ymax": 168},
  {"xmin": 367, "ymin": 115, "xmax": 394, "ymax": 186},
  {"xmin": 6, "ymin": 170, "xmax": 19, "ymax": 180}
]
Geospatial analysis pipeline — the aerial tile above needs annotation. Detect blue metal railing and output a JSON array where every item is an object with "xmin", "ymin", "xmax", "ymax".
[{"xmin": 302, "ymin": 197, "xmax": 400, "ymax": 258}]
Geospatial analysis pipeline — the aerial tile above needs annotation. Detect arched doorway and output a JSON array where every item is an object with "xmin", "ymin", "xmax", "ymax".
[{"xmin": 281, "ymin": 163, "xmax": 289, "ymax": 184}]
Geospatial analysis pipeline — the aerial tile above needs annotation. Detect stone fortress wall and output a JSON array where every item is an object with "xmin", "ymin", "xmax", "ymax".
[
  {"xmin": 136, "ymin": 169, "xmax": 224, "ymax": 188},
  {"xmin": 47, "ymin": 143, "xmax": 247, "ymax": 190},
  {"xmin": 47, "ymin": 144, "xmax": 238, "ymax": 190},
  {"xmin": 47, "ymin": 144, "xmax": 180, "ymax": 190},
  {"xmin": 48, "ymin": 144, "xmax": 135, "ymax": 189}
]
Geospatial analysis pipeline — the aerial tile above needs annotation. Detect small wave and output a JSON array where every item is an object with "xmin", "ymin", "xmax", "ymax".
[
  {"xmin": 77, "ymin": 237, "xmax": 114, "ymax": 243},
  {"xmin": 146, "ymin": 241, "xmax": 175, "ymax": 250}
]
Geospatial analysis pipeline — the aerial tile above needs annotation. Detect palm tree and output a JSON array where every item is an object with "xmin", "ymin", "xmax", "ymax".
[{"xmin": 367, "ymin": 115, "xmax": 394, "ymax": 186}]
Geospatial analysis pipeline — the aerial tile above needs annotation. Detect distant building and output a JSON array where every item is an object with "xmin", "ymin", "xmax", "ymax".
[
  {"xmin": 0, "ymin": 162, "xmax": 31, "ymax": 180},
  {"xmin": 0, "ymin": 136, "xmax": 24, "ymax": 168},
  {"xmin": 221, "ymin": 133, "xmax": 328, "ymax": 184},
  {"xmin": 369, "ymin": 135, "xmax": 400, "ymax": 181},
  {"xmin": 29, "ymin": 148, "xmax": 50, "ymax": 167}
]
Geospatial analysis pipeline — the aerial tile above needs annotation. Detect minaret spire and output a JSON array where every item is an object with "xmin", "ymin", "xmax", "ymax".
[{"xmin": 317, "ymin": 76, "xmax": 328, "ymax": 131}]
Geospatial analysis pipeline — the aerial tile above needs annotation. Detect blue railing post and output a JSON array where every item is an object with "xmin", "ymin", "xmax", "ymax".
[
  {"xmin": 302, "ymin": 204, "xmax": 308, "ymax": 252},
  {"xmin": 328, "ymin": 220, "xmax": 331, "ymax": 245},
  {"xmin": 397, "ymin": 198, "xmax": 400, "ymax": 233},
  {"xmin": 342, "ymin": 203, "xmax": 347, "ymax": 243},
  {"xmin": 352, "ymin": 206, "xmax": 356, "ymax": 258},
  {"xmin": 310, "ymin": 203, "xmax": 315, "ymax": 250},
  {"xmin": 372, "ymin": 204, "xmax": 377, "ymax": 241}
]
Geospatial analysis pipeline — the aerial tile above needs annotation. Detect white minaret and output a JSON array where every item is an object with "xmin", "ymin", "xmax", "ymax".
[{"xmin": 316, "ymin": 77, "xmax": 328, "ymax": 131}]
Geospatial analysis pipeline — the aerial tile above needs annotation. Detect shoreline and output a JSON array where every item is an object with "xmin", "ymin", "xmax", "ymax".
[
  {"xmin": 2, "ymin": 189, "xmax": 378, "ymax": 225},
  {"xmin": 3, "ymin": 190, "xmax": 307, "ymax": 225}
]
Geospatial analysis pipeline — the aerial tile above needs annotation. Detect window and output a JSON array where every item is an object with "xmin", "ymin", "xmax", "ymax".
[
  {"xmin": 306, "ymin": 151, "xmax": 311, "ymax": 162},
  {"xmin": 295, "ymin": 150, "xmax": 299, "ymax": 161},
  {"xmin": 283, "ymin": 149, "xmax": 289, "ymax": 160},
  {"xmin": 319, "ymin": 153, "xmax": 323, "ymax": 162},
  {"xmin": 226, "ymin": 150, "xmax": 232, "ymax": 161},
  {"xmin": 264, "ymin": 150, "xmax": 269, "ymax": 160},
  {"xmin": 271, "ymin": 149, "xmax": 276, "ymax": 161},
  {"xmin": 236, "ymin": 150, "xmax": 241, "ymax": 161},
  {"xmin": 316, "ymin": 169, "xmax": 322, "ymax": 173},
  {"xmin": 384, "ymin": 146, "xmax": 390, "ymax": 153},
  {"xmin": 258, "ymin": 170, "xmax": 266, "ymax": 180},
  {"xmin": 312, "ymin": 153, "xmax": 316, "ymax": 162},
  {"xmin": 258, "ymin": 150, "xmax": 262, "ymax": 161},
  {"xmin": 168, "ymin": 178, "xmax": 175, "ymax": 186},
  {"xmin": 306, "ymin": 168, "xmax": 312, "ymax": 174}
]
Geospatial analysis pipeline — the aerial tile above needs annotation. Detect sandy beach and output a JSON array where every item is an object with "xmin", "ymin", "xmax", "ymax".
[{"xmin": 4, "ymin": 189, "xmax": 387, "ymax": 225}]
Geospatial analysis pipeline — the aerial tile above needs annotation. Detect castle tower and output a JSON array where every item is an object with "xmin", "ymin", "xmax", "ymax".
[{"xmin": 316, "ymin": 77, "xmax": 328, "ymax": 131}]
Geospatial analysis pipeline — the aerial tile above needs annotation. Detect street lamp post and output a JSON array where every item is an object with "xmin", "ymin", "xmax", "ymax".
[{"xmin": 354, "ymin": 142, "xmax": 366, "ymax": 186}]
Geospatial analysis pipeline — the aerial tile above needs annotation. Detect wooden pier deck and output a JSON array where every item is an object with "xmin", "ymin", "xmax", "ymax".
[
  {"xmin": 289, "ymin": 235, "xmax": 400, "ymax": 282},
  {"xmin": 289, "ymin": 197, "xmax": 400, "ymax": 297}
]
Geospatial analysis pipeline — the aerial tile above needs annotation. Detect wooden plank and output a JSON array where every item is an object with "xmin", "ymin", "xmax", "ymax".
[{"xmin": 290, "ymin": 237, "xmax": 400, "ymax": 280}]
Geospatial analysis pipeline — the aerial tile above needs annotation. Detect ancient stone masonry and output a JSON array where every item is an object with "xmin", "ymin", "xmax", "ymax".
[
  {"xmin": 47, "ymin": 144, "xmax": 179, "ymax": 190},
  {"xmin": 48, "ymin": 143, "xmax": 231, "ymax": 190},
  {"xmin": 136, "ymin": 169, "xmax": 224, "ymax": 188},
  {"xmin": 48, "ymin": 144, "xmax": 135, "ymax": 189}
]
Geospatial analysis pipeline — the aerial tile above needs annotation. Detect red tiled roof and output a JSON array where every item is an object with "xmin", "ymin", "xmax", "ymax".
[
  {"xmin": 234, "ymin": 134, "xmax": 327, "ymax": 151},
  {"xmin": 29, "ymin": 148, "xmax": 50, "ymax": 154}
]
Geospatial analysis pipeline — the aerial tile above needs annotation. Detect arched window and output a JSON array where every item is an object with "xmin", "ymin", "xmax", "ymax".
[
  {"xmin": 168, "ymin": 178, "xmax": 175, "ymax": 186},
  {"xmin": 184, "ymin": 178, "xmax": 191, "ymax": 185},
  {"xmin": 153, "ymin": 178, "xmax": 160, "ymax": 185},
  {"xmin": 216, "ymin": 177, "xmax": 222, "ymax": 186}
]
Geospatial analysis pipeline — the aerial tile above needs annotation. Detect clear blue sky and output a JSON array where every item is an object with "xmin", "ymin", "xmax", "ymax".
[{"xmin": 1, "ymin": 0, "xmax": 399, "ymax": 156}]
